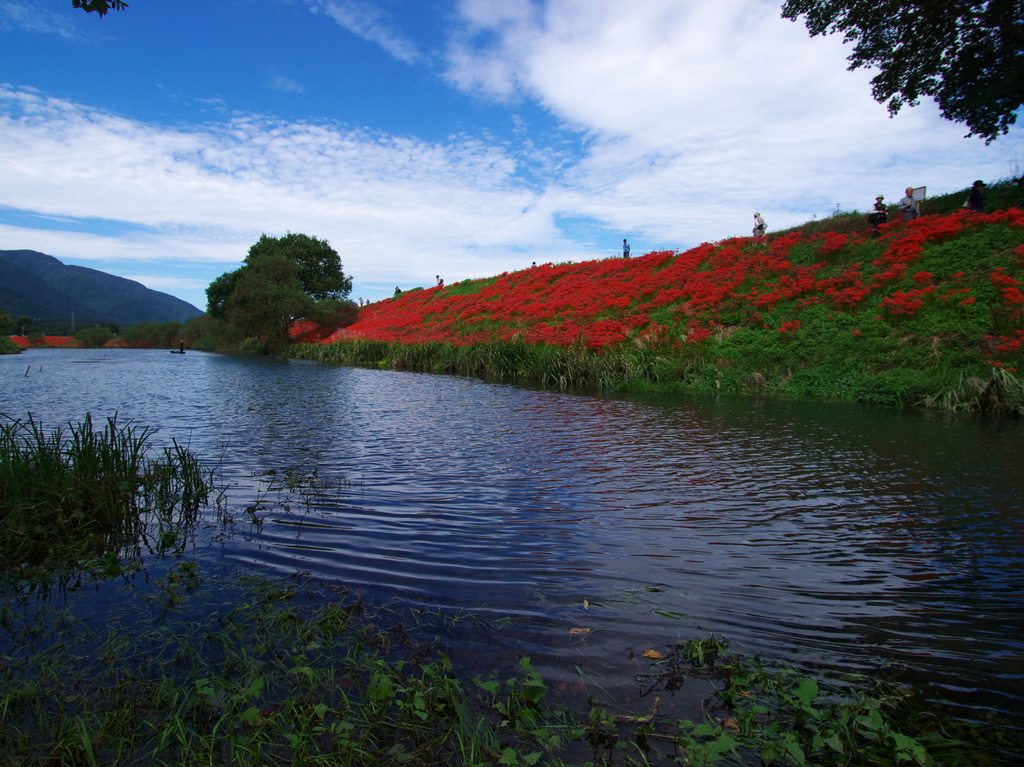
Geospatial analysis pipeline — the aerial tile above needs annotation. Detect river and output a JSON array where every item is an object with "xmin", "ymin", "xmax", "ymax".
[{"xmin": 3, "ymin": 347, "xmax": 1022, "ymax": 722}]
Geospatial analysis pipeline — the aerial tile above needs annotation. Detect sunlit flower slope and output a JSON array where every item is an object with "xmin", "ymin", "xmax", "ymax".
[{"xmin": 308, "ymin": 210, "xmax": 1024, "ymax": 370}]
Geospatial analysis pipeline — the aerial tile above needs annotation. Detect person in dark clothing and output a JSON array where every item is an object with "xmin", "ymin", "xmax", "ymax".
[
  {"xmin": 967, "ymin": 180, "xmax": 985, "ymax": 213},
  {"xmin": 622, "ymin": 239, "xmax": 631, "ymax": 258},
  {"xmin": 868, "ymin": 195, "xmax": 887, "ymax": 228}
]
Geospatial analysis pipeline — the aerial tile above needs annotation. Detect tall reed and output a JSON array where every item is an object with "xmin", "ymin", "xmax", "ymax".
[{"xmin": 0, "ymin": 413, "xmax": 214, "ymax": 570}]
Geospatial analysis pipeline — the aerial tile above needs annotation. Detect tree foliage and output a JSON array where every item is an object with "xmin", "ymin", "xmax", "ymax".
[
  {"xmin": 75, "ymin": 326, "xmax": 114, "ymax": 348},
  {"xmin": 120, "ymin": 321, "xmax": 185, "ymax": 349},
  {"xmin": 72, "ymin": 0, "xmax": 128, "ymax": 16},
  {"xmin": 206, "ymin": 233, "xmax": 356, "ymax": 352},
  {"xmin": 245, "ymin": 233, "xmax": 353, "ymax": 301},
  {"xmin": 781, "ymin": 0, "xmax": 1024, "ymax": 142}
]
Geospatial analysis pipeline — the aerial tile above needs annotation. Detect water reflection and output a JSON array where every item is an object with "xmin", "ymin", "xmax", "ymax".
[{"xmin": 3, "ymin": 348, "xmax": 1022, "ymax": 715}]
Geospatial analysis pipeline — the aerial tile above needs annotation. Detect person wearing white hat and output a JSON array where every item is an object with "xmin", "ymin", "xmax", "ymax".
[
  {"xmin": 868, "ymin": 195, "xmax": 887, "ymax": 228},
  {"xmin": 752, "ymin": 212, "xmax": 766, "ymax": 243}
]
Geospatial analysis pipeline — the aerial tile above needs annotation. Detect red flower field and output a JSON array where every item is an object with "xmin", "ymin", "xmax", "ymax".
[{"xmin": 311, "ymin": 210, "xmax": 1024, "ymax": 370}]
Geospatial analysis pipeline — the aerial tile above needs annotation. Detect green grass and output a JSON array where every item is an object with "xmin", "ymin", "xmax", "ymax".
[
  {"xmin": 289, "ymin": 330, "xmax": 1024, "ymax": 414},
  {"xmin": 0, "ymin": 413, "xmax": 215, "ymax": 572},
  {"xmin": 0, "ymin": 569, "xmax": 583, "ymax": 767}
]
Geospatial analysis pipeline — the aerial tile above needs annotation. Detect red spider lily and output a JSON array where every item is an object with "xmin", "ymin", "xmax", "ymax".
[
  {"xmin": 304, "ymin": 209, "xmax": 1024, "ymax": 356},
  {"xmin": 991, "ymin": 268, "xmax": 1024, "ymax": 305}
]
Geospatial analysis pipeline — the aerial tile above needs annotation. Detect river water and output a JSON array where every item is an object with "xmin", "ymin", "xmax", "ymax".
[{"xmin": 3, "ymin": 348, "xmax": 1023, "ymax": 721}]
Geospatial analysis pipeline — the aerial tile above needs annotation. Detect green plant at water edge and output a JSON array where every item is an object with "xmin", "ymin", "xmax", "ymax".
[
  {"xmin": 0, "ymin": 570, "xmax": 581, "ymax": 767},
  {"xmin": 630, "ymin": 635, "xmax": 1020, "ymax": 766},
  {"xmin": 0, "ymin": 568, "xmax": 1018, "ymax": 766},
  {"xmin": 0, "ymin": 412, "xmax": 214, "ymax": 572}
]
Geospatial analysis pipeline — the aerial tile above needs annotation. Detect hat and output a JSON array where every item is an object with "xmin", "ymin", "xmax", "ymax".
[
  {"xmin": 754, "ymin": 212, "xmax": 761, "ymax": 216},
  {"xmin": 876, "ymin": 195, "xmax": 884, "ymax": 199},
  {"xmin": 974, "ymin": 180, "xmax": 986, "ymax": 187}
]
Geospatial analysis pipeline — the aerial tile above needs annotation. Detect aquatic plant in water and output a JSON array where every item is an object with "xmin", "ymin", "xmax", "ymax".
[
  {"xmin": 0, "ymin": 412, "xmax": 215, "ymax": 572},
  {"xmin": 1, "ymin": 569, "xmax": 1017, "ymax": 766}
]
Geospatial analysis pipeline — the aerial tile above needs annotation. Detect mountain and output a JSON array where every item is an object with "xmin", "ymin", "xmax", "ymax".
[{"xmin": 0, "ymin": 250, "xmax": 203, "ymax": 326}]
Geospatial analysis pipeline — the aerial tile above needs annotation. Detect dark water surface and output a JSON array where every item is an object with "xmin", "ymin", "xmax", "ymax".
[{"xmin": 3, "ymin": 348, "xmax": 1023, "ymax": 718}]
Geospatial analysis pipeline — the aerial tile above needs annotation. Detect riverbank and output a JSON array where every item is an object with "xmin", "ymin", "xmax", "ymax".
[{"xmin": 292, "ymin": 209, "xmax": 1024, "ymax": 413}]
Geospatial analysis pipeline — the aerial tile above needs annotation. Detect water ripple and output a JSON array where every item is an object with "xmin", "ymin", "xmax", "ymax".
[{"xmin": 4, "ymin": 349, "xmax": 1023, "ymax": 714}]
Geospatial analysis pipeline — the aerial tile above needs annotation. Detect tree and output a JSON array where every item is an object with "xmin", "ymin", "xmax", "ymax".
[
  {"xmin": 75, "ymin": 326, "xmax": 114, "ymax": 348},
  {"xmin": 72, "ymin": 1, "xmax": 128, "ymax": 16},
  {"xmin": 206, "ymin": 269, "xmax": 245, "ymax": 320},
  {"xmin": 245, "ymin": 233, "xmax": 353, "ymax": 301},
  {"xmin": 781, "ymin": 0, "xmax": 1024, "ymax": 142},
  {"xmin": 121, "ymin": 321, "xmax": 184, "ymax": 349},
  {"xmin": 205, "ymin": 233, "xmax": 357, "ymax": 352}
]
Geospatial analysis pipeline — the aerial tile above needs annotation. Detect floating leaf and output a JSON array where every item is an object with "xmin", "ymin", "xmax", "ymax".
[
  {"xmin": 583, "ymin": 598, "xmax": 590, "ymax": 610},
  {"xmin": 569, "ymin": 627, "xmax": 590, "ymax": 636},
  {"xmin": 642, "ymin": 649, "xmax": 663, "ymax": 659}
]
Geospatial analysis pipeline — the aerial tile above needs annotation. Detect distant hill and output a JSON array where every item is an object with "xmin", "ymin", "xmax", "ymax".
[{"xmin": 0, "ymin": 250, "xmax": 202, "ymax": 326}]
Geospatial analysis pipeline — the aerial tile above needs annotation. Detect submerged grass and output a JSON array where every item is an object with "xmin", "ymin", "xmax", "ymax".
[
  {"xmin": 0, "ymin": 412, "xmax": 215, "ymax": 573},
  {"xmin": 0, "ymin": 570, "xmax": 580, "ymax": 767},
  {"xmin": 1, "ymin": 569, "xmax": 1019, "ymax": 766}
]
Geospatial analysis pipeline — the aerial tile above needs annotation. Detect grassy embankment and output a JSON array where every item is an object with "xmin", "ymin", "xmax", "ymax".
[{"xmin": 292, "ymin": 182, "xmax": 1024, "ymax": 413}]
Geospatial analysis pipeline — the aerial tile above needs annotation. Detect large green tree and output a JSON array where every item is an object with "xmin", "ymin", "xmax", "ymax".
[
  {"xmin": 782, "ymin": 0, "xmax": 1024, "ymax": 142},
  {"xmin": 206, "ymin": 233, "xmax": 357, "ymax": 352}
]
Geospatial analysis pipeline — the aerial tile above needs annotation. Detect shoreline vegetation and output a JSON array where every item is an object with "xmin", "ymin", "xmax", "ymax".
[
  {"xmin": 286, "ymin": 184, "xmax": 1024, "ymax": 414},
  {"xmin": 5, "ymin": 562, "xmax": 1021, "ymax": 767}
]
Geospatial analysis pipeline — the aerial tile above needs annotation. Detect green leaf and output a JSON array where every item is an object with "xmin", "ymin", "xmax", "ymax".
[
  {"xmin": 782, "ymin": 736, "xmax": 806, "ymax": 765},
  {"xmin": 653, "ymin": 610, "xmax": 689, "ymax": 619},
  {"xmin": 796, "ymin": 678, "xmax": 818, "ymax": 704}
]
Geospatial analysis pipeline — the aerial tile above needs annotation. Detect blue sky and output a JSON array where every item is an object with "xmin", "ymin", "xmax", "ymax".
[{"xmin": 2, "ymin": 0, "xmax": 1023, "ymax": 311}]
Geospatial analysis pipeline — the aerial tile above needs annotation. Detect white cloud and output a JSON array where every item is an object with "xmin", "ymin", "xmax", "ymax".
[
  {"xmin": 268, "ymin": 74, "xmax": 305, "ymax": 94},
  {"xmin": 0, "ymin": 84, "xmax": 582, "ymax": 302},
  {"xmin": 307, "ymin": 0, "xmax": 421, "ymax": 64},
  {"xmin": 2, "ymin": 1, "xmax": 1023, "ymax": 307},
  {"xmin": 0, "ymin": 1, "xmax": 77, "ymax": 38},
  {"xmin": 445, "ymin": 0, "xmax": 1024, "ymax": 240}
]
